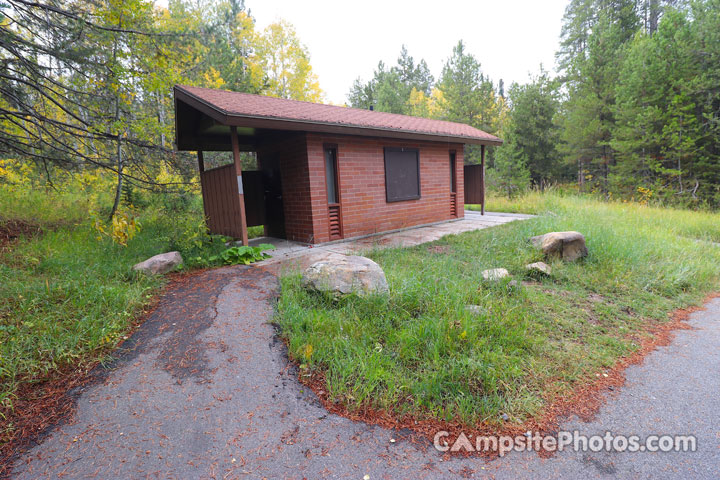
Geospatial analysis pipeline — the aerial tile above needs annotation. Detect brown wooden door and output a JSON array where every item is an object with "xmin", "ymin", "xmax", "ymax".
[{"xmin": 464, "ymin": 164, "xmax": 484, "ymax": 205}]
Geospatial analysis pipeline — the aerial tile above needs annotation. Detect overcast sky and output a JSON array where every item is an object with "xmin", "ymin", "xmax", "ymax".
[{"xmin": 247, "ymin": 0, "xmax": 569, "ymax": 104}]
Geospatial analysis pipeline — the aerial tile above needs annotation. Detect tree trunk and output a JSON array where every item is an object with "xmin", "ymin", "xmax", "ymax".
[
  {"xmin": 109, "ymin": 89, "xmax": 123, "ymax": 220},
  {"xmin": 677, "ymin": 127, "xmax": 683, "ymax": 194},
  {"xmin": 108, "ymin": 17, "xmax": 123, "ymax": 221},
  {"xmin": 157, "ymin": 91, "xmax": 166, "ymax": 148},
  {"xmin": 109, "ymin": 133, "xmax": 123, "ymax": 220},
  {"xmin": 648, "ymin": 0, "xmax": 661, "ymax": 34}
]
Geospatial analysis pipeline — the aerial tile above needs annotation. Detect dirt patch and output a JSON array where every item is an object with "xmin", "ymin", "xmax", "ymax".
[
  {"xmin": 291, "ymin": 292, "xmax": 720, "ymax": 459},
  {"xmin": 581, "ymin": 307, "xmax": 601, "ymax": 326},
  {"xmin": 542, "ymin": 288, "xmax": 570, "ymax": 297},
  {"xmin": 587, "ymin": 293, "xmax": 605, "ymax": 303},
  {"xmin": 0, "ymin": 218, "xmax": 43, "ymax": 251},
  {"xmin": 426, "ymin": 245, "xmax": 450, "ymax": 254}
]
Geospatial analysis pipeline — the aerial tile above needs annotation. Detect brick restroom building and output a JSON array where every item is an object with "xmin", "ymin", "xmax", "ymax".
[{"xmin": 173, "ymin": 85, "xmax": 502, "ymax": 245}]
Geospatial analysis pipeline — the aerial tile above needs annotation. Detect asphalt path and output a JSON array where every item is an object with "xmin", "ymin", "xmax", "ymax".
[{"xmin": 11, "ymin": 265, "xmax": 720, "ymax": 479}]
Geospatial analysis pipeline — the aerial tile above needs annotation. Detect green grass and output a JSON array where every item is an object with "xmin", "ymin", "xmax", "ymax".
[
  {"xmin": 0, "ymin": 226, "xmax": 164, "ymax": 405},
  {"xmin": 0, "ymin": 188, "xmax": 265, "ymax": 420},
  {"xmin": 467, "ymin": 190, "xmax": 552, "ymax": 215},
  {"xmin": 276, "ymin": 193, "xmax": 720, "ymax": 425},
  {"xmin": 0, "ymin": 187, "xmax": 92, "ymax": 227}
]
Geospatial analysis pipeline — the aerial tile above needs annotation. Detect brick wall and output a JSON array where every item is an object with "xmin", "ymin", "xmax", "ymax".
[{"xmin": 305, "ymin": 133, "xmax": 465, "ymax": 244}]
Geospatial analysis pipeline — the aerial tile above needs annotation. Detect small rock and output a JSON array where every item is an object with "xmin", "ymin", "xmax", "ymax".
[
  {"xmin": 506, "ymin": 279, "xmax": 521, "ymax": 294},
  {"xmin": 132, "ymin": 251, "xmax": 183, "ymax": 275},
  {"xmin": 530, "ymin": 231, "xmax": 588, "ymax": 262},
  {"xmin": 465, "ymin": 305, "xmax": 485, "ymax": 315},
  {"xmin": 501, "ymin": 413, "xmax": 510, "ymax": 421},
  {"xmin": 525, "ymin": 261, "xmax": 552, "ymax": 276},
  {"xmin": 481, "ymin": 268, "xmax": 510, "ymax": 281},
  {"xmin": 302, "ymin": 254, "xmax": 389, "ymax": 297}
]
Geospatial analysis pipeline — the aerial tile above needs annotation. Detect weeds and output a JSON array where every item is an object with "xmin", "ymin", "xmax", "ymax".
[
  {"xmin": 276, "ymin": 193, "xmax": 720, "ymax": 425},
  {"xmin": 210, "ymin": 244, "xmax": 275, "ymax": 265},
  {"xmin": 0, "ymin": 187, "xmax": 269, "ymax": 420}
]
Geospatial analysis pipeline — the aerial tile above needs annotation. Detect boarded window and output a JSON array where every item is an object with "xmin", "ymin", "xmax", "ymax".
[{"xmin": 384, "ymin": 147, "xmax": 420, "ymax": 202}]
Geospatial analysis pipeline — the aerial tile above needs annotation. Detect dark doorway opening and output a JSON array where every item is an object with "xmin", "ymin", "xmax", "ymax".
[{"xmin": 262, "ymin": 167, "xmax": 285, "ymax": 238}]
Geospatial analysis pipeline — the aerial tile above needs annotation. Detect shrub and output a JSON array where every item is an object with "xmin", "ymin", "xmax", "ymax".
[{"xmin": 210, "ymin": 244, "xmax": 275, "ymax": 265}]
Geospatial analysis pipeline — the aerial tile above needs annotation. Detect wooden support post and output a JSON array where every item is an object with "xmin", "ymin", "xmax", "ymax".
[
  {"xmin": 197, "ymin": 150, "xmax": 209, "ymax": 225},
  {"xmin": 480, "ymin": 144, "xmax": 486, "ymax": 215},
  {"xmin": 230, "ymin": 127, "xmax": 249, "ymax": 246}
]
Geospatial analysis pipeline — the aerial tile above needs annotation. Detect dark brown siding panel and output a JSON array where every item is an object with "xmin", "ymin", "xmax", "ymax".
[
  {"xmin": 220, "ymin": 165, "xmax": 232, "ymax": 235},
  {"xmin": 223, "ymin": 168, "xmax": 234, "ymax": 233},
  {"xmin": 200, "ymin": 164, "xmax": 243, "ymax": 238},
  {"xmin": 464, "ymin": 164, "xmax": 484, "ymax": 205},
  {"xmin": 217, "ymin": 168, "xmax": 227, "ymax": 234}
]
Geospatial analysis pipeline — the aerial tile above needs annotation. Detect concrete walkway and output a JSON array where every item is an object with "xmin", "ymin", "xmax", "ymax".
[
  {"xmin": 253, "ymin": 210, "xmax": 532, "ymax": 272},
  {"xmin": 11, "ymin": 213, "xmax": 720, "ymax": 479}
]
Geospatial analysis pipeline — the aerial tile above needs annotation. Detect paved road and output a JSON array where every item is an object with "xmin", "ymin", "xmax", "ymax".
[{"xmin": 11, "ymin": 265, "xmax": 720, "ymax": 479}]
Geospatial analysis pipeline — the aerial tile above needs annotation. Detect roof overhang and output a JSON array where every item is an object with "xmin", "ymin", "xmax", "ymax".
[{"xmin": 174, "ymin": 86, "xmax": 503, "ymax": 151}]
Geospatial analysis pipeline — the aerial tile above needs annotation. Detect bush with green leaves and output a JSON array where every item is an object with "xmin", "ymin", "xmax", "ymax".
[{"xmin": 210, "ymin": 244, "xmax": 275, "ymax": 265}]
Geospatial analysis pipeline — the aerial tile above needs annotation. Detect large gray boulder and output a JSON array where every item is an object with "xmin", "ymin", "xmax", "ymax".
[
  {"xmin": 133, "ymin": 251, "xmax": 183, "ymax": 275},
  {"xmin": 530, "ymin": 231, "xmax": 588, "ymax": 262},
  {"xmin": 302, "ymin": 254, "xmax": 389, "ymax": 297}
]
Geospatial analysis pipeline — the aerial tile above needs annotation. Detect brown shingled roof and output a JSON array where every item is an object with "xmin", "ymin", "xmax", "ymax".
[{"xmin": 174, "ymin": 85, "xmax": 502, "ymax": 146}]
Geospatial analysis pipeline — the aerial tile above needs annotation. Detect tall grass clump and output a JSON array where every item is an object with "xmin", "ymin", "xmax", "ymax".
[{"xmin": 276, "ymin": 194, "xmax": 720, "ymax": 425}]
